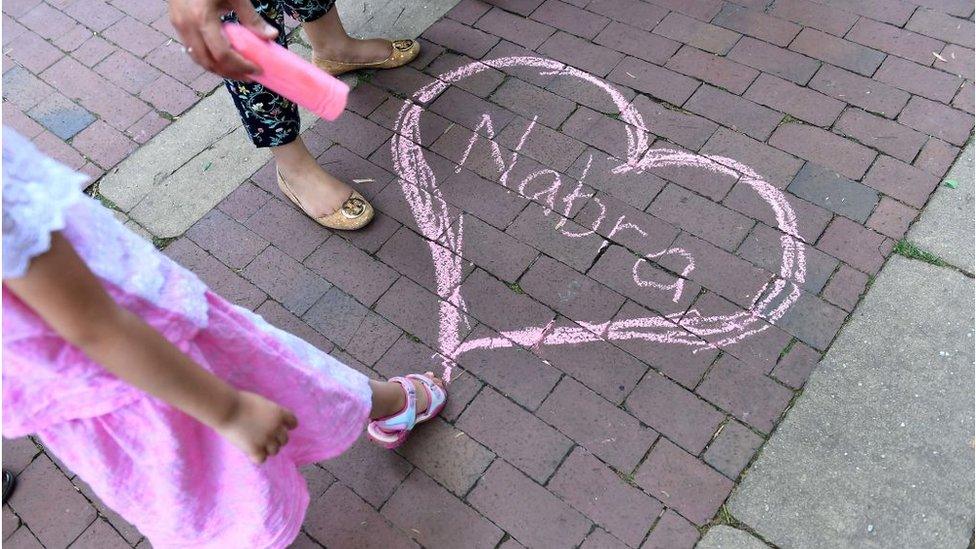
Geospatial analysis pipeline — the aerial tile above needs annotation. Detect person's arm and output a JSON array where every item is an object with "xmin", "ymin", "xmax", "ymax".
[
  {"xmin": 4, "ymin": 233, "xmax": 297, "ymax": 464},
  {"xmin": 169, "ymin": 0, "xmax": 278, "ymax": 80}
]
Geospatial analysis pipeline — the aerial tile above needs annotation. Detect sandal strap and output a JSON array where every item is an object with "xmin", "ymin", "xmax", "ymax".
[
  {"xmin": 405, "ymin": 374, "xmax": 447, "ymax": 423},
  {"xmin": 372, "ymin": 377, "xmax": 417, "ymax": 434}
]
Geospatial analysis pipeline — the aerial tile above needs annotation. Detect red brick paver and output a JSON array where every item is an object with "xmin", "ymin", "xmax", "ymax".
[
  {"xmin": 1, "ymin": 0, "xmax": 218, "ymax": 182},
  {"xmin": 5, "ymin": 0, "xmax": 974, "ymax": 547}
]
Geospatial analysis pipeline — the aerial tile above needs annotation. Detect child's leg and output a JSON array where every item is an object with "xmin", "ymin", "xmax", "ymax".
[{"xmin": 368, "ymin": 373, "xmax": 444, "ymax": 419}]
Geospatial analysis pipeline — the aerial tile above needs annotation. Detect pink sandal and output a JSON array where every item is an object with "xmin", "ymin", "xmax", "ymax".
[{"xmin": 367, "ymin": 374, "xmax": 447, "ymax": 449}]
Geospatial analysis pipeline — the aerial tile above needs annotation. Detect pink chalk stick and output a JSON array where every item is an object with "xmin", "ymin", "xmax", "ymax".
[{"xmin": 223, "ymin": 22, "xmax": 348, "ymax": 121}]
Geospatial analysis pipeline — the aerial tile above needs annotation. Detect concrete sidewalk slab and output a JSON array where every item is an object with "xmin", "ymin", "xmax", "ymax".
[
  {"xmin": 127, "ymin": 125, "xmax": 273, "ymax": 237},
  {"xmin": 909, "ymin": 142, "xmax": 975, "ymax": 273},
  {"xmin": 99, "ymin": 46, "xmax": 319, "ymax": 237},
  {"xmin": 98, "ymin": 92, "xmax": 240, "ymax": 213},
  {"xmin": 727, "ymin": 255, "xmax": 975, "ymax": 548}
]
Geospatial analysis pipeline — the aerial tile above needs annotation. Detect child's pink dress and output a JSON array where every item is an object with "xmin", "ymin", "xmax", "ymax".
[{"xmin": 2, "ymin": 127, "xmax": 373, "ymax": 548}]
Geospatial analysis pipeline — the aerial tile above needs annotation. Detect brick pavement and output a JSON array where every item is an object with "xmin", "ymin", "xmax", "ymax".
[
  {"xmin": 3, "ymin": 0, "xmax": 974, "ymax": 547},
  {"xmin": 2, "ymin": 0, "xmax": 228, "ymax": 182}
]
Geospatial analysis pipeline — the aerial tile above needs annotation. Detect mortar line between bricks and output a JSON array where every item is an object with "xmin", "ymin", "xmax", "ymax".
[
  {"xmin": 299, "ymin": 527, "xmax": 326, "ymax": 548},
  {"xmin": 807, "ymin": 282, "xmax": 876, "ymax": 354},
  {"xmin": 67, "ymin": 512, "xmax": 99, "ymax": 548},
  {"xmin": 74, "ymin": 485, "xmax": 144, "ymax": 547},
  {"xmin": 373, "ymin": 461, "xmax": 416, "ymax": 515},
  {"xmin": 491, "ymin": 534, "xmax": 511, "ymax": 549},
  {"xmin": 829, "ymin": 124, "xmax": 935, "ymax": 183},
  {"xmin": 636, "ymin": 505, "xmax": 669, "ymax": 549},
  {"xmin": 867, "ymin": 152, "xmax": 973, "ymax": 239},
  {"xmin": 699, "ymin": 414, "xmax": 736, "ymax": 461},
  {"xmin": 533, "ymin": 362, "xmax": 702, "ymax": 481},
  {"xmin": 689, "ymin": 343, "xmax": 728, "ymax": 393},
  {"xmin": 510, "ymin": 250, "xmax": 543, "ymax": 288},
  {"xmin": 739, "ymin": 69, "xmax": 764, "ymax": 100},
  {"xmin": 438, "ymin": 255, "xmax": 711, "ymax": 414},
  {"xmin": 540, "ymin": 427, "xmax": 581, "ymax": 488},
  {"xmin": 766, "ymin": 346, "xmax": 818, "ymax": 392},
  {"xmin": 456, "ymin": 454, "xmax": 518, "ymax": 540},
  {"xmin": 630, "ymin": 433, "xmax": 663, "ymax": 487},
  {"xmin": 730, "ymin": 218, "xmax": 759, "ymax": 251},
  {"xmin": 712, "ymin": 413, "xmax": 805, "ymax": 549},
  {"xmin": 637, "ymin": 172, "xmax": 670, "ymax": 209},
  {"xmin": 3, "ymin": 503, "xmax": 33, "ymax": 542},
  {"xmin": 909, "ymin": 134, "xmax": 959, "ymax": 175},
  {"xmin": 344, "ymin": 164, "xmax": 716, "ymax": 363},
  {"xmin": 697, "ymin": 124, "xmax": 723, "ymax": 153},
  {"xmin": 585, "ymin": 225, "xmax": 689, "ymax": 292},
  {"xmin": 648, "ymin": 180, "xmax": 764, "ymax": 254},
  {"xmin": 22, "ymin": 5, "xmax": 974, "ymax": 546},
  {"xmin": 722, "ymin": 31, "xmax": 749, "ymax": 70},
  {"xmin": 461, "ymin": 378, "xmax": 668, "ymax": 508},
  {"xmin": 469, "ymin": 453, "xmax": 631, "ymax": 548},
  {"xmin": 474, "ymin": 387, "xmax": 725, "ymax": 535},
  {"xmin": 394, "ymin": 451, "xmax": 496, "ymax": 521},
  {"xmin": 578, "ymin": 523, "xmax": 601, "ymax": 549},
  {"xmin": 16, "ymin": 523, "xmax": 47, "ymax": 548},
  {"xmin": 288, "ymin": 149, "xmax": 737, "ymax": 383}
]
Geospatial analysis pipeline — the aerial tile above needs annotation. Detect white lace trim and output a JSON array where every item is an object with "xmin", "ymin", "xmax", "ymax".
[
  {"xmin": 2, "ymin": 129, "xmax": 88, "ymax": 278},
  {"xmin": 2, "ymin": 127, "xmax": 209, "ymax": 328}
]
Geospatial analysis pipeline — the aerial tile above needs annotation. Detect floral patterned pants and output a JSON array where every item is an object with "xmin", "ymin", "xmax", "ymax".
[{"xmin": 223, "ymin": 0, "xmax": 336, "ymax": 148}]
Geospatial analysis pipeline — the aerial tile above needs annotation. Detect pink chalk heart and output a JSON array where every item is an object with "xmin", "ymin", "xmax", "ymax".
[{"xmin": 390, "ymin": 57, "xmax": 805, "ymax": 381}]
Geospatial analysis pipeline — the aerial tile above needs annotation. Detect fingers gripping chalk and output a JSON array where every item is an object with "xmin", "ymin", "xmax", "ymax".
[{"xmin": 223, "ymin": 23, "xmax": 349, "ymax": 121}]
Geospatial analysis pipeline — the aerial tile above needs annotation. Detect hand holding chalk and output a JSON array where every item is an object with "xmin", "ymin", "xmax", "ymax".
[{"xmin": 223, "ymin": 22, "xmax": 349, "ymax": 121}]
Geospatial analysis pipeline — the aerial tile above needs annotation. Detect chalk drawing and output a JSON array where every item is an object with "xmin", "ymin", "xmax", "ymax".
[{"xmin": 390, "ymin": 57, "xmax": 805, "ymax": 381}]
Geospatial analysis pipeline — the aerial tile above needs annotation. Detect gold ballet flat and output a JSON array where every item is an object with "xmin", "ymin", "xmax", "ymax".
[
  {"xmin": 277, "ymin": 171, "xmax": 374, "ymax": 231},
  {"xmin": 314, "ymin": 39, "xmax": 421, "ymax": 76}
]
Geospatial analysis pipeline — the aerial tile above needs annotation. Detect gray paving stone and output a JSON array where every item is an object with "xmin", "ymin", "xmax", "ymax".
[
  {"xmin": 909, "ymin": 142, "xmax": 974, "ymax": 273},
  {"xmin": 128, "ymin": 125, "xmax": 274, "ymax": 238},
  {"xmin": 100, "ymin": 42, "xmax": 318, "ymax": 234},
  {"xmin": 99, "ymin": 91, "xmax": 242, "ymax": 213},
  {"xmin": 729, "ymin": 256, "xmax": 975, "ymax": 548},
  {"xmin": 787, "ymin": 162, "xmax": 878, "ymax": 223},
  {"xmin": 26, "ymin": 93, "xmax": 94, "ymax": 139}
]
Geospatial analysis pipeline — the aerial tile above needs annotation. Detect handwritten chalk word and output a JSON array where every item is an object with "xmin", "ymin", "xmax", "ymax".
[{"xmin": 390, "ymin": 56, "xmax": 805, "ymax": 382}]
